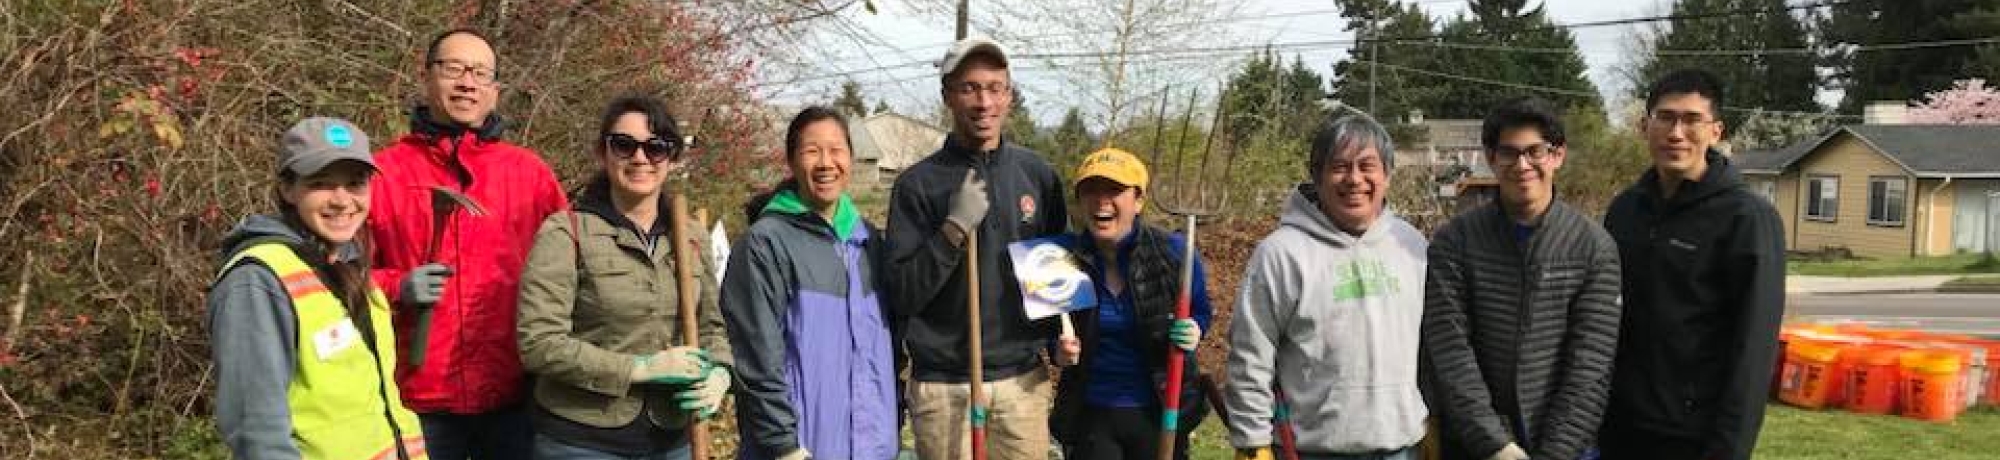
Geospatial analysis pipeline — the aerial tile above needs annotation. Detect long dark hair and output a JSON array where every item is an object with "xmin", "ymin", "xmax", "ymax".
[
  {"xmin": 272, "ymin": 171, "xmax": 379, "ymax": 343},
  {"xmin": 742, "ymin": 105, "xmax": 853, "ymax": 221}
]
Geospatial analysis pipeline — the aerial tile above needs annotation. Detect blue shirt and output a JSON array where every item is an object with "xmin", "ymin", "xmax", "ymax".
[{"xmin": 1073, "ymin": 230, "xmax": 1213, "ymax": 408}]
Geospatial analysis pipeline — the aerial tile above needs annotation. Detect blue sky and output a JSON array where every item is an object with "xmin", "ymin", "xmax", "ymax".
[{"xmin": 758, "ymin": 0, "xmax": 1668, "ymax": 126}]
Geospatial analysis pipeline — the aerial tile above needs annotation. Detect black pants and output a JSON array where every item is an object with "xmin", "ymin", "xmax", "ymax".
[
  {"xmin": 419, "ymin": 403, "xmax": 535, "ymax": 460},
  {"xmin": 1594, "ymin": 424, "xmax": 1706, "ymax": 460},
  {"xmin": 1061, "ymin": 406, "xmax": 1197, "ymax": 460}
]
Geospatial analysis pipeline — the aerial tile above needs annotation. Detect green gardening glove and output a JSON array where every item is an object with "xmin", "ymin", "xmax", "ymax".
[
  {"xmin": 675, "ymin": 367, "xmax": 731, "ymax": 419},
  {"xmin": 630, "ymin": 347, "xmax": 711, "ymax": 385},
  {"xmin": 1168, "ymin": 318, "xmax": 1201, "ymax": 351}
]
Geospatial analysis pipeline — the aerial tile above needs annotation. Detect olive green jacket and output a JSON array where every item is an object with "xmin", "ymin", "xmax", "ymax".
[{"xmin": 516, "ymin": 207, "xmax": 730, "ymax": 429}]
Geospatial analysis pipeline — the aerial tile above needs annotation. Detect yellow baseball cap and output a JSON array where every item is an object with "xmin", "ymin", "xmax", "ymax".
[{"xmin": 1074, "ymin": 147, "xmax": 1150, "ymax": 191}]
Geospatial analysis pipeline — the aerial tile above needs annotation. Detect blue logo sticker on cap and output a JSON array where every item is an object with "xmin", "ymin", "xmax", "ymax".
[{"xmin": 324, "ymin": 124, "xmax": 354, "ymax": 148}]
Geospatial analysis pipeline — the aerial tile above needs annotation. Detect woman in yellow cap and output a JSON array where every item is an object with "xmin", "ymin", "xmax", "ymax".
[
  {"xmin": 209, "ymin": 117, "xmax": 427, "ymax": 460},
  {"xmin": 1048, "ymin": 147, "xmax": 1212, "ymax": 460}
]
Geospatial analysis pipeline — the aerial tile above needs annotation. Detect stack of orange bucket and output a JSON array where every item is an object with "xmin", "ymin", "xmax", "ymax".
[
  {"xmin": 1898, "ymin": 349, "xmax": 1965, "ymax": 423},
  {"xmin": 1841, "ymin": 344, "xmax": 1904, "ymax": 415},
  {"xmin": 1775, "ymin": 322, "xmax": 2000, "ymax": 424},
  {"xmin": 1778, "ymin": 338, "xmax": 1845, "ymax": 409}
]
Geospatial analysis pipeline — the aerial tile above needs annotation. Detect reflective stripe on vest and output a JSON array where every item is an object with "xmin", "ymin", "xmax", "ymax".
[{"xmin": 221, "ymin": 243, "xmax": 427, "ymax": 460}]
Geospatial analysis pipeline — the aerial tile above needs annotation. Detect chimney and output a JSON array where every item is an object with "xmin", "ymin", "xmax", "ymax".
[{"xmin": 1864, "ymin": 101, "xmax": 1908, "ymax": 125}]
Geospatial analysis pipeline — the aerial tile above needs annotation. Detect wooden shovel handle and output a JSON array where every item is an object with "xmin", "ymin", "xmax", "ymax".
[{"xmin": 669, "ymin": 194, "xmax": 710, "ymax": 459}]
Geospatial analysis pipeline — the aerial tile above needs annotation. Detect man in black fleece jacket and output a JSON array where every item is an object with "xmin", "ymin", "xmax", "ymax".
[
  {"xmin": 885, "ymin": 37, "xmax": 1068, "ymax": 460},
  {"xmin": 1422, "ymin": 98, "xmax": 1622, "ymax": 460},
  {"xmin": 1598, "ymin": 70, "xmax": 1786, "ymax": 460}
]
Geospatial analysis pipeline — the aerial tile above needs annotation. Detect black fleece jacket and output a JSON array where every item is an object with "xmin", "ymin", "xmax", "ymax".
[
  {"xmin": 1599, "ymin": 150, "xmax": 1787, "ymax": 460},
  {"xmin": 884, "ymin": 136, "xmax": 1068, "ymax": 382}
]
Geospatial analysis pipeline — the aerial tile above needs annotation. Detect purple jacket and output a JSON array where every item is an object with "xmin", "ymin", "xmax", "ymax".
[{"xmin": 722, "ymin": 193, "xmax": 899, "ymax": 460}]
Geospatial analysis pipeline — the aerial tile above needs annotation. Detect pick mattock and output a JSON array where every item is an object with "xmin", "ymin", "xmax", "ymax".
[
  {"xmin": 409, "ymin": 184, "xmax": 488, "ymax": 366},
  {"xmin": 1144, "ymin": 85, "xmax": 1241, "ymax": 460}
]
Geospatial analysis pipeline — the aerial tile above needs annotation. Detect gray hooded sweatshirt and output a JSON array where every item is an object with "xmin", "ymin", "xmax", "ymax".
[
  {"xmin": 207, "ymin": 214, "xmax": 369, "ymax": 460},
  {"xmin": 1225, "ymin": 187, "xmax": 1430, "ymax": 454}
]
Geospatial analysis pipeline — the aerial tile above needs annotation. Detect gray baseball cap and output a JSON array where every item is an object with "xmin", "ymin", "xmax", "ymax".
[
  {"xmin": 279, "ymin": 117, "xmax": 376, "ymax": 177},
  {"xmin": 937, "ymin": 37, "xmax": 1010, "ymax": 77}
]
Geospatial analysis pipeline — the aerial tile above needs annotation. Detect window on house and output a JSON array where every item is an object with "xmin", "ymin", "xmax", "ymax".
[
  {"xmin": 1806, "ymin": 175, "xmax": 1838, "ymax": 221},
  {"xmin": 1868, "ymin": 177, "xmax": 1907, "ymax": 226}
]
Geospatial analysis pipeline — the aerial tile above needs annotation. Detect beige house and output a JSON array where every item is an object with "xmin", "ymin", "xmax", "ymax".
[
  {"xmin": 1738, "ymin": 125, "xmax": 2000, "ymax": 258},
  {"xmin": 850, "ymin": 111, "xmax": 947, "ymax": 190}
]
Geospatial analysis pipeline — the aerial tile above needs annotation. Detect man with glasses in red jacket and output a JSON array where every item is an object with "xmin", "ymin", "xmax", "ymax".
[{"xmin": 367, "ymin": 28, "xmax": 569, "ymax": 460}]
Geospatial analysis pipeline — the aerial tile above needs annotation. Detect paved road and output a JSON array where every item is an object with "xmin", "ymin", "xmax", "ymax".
[{"xmin": 1788, "ymin": 293, "xmax": 2000, "ymax": 337}]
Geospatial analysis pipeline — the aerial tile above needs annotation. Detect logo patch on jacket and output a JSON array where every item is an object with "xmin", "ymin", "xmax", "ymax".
[
  {"xmin": 1019, "ymin": 195, "xmax": 1037, "ymax": 224},
  {"xmin": 1330, "ymin": 259, "xmax": 1401, "ymax": 300},
  {"xmin": 313, "ymin": 318, "xmax": 363, "ymax": 362}
]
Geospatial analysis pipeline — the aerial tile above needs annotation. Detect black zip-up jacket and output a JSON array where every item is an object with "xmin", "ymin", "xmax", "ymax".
[
  {"xmin": 1421, "ymin": 201, "xmax": 1621, "ymax": 460},
  {"xmin": 885, "ymin": 136, "xmax": 1068, "ymax": 382},
  {"xmin": 1599, "ymin": 150, "xmax": 1786, "ymax": 460}
]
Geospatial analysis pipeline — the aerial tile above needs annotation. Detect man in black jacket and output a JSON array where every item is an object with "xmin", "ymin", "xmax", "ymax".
[
  {"xmin": 885, "ymin": 37, "xmax": 1069, "ymax": 460},
  {"xmin": 1422, "ymin": 98, "xmax": 1622, "ymax": 460},
  {"xmin": 1598, "ymin": 70, "xmax": 1787, "ymax": 460}
]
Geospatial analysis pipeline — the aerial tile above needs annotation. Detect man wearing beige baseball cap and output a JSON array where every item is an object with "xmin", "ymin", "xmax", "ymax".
[{"xmin": 883, "ymin": 36, "xmax": 1071, "ymax": 460}]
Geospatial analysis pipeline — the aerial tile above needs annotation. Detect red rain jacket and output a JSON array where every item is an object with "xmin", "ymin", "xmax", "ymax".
[{"xmin": 368, "ymin": 120, "xmax": 568, "ymax": 414}]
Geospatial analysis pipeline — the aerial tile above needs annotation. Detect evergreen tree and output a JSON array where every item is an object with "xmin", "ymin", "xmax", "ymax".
[
  {"xmin": 1638, "ymin": 0, "xmax": 1820, "ymax": 129},
  {"xmin": 834, "ymin": 80, "xmax": 869, "ymax": 117}
]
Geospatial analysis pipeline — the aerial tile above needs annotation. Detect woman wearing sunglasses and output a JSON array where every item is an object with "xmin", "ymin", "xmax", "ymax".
[
  {"xmin": 517, "ymin": 96, "xmax": 732, "ymax": 460},
  {"xmin": 722, "ymin": 106, "xmax": 898, "ymax": 460}
]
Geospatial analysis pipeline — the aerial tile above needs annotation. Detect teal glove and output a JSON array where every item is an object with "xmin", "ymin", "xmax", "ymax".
[
  {"xmin": 630, "ymin": 347, "xmax": 711, "ymax": 385},
  {"xmin": 675, "ymin": 367, "xmax": 731, "ymax": 419},
  {"xmin": 1168, "ymin": 318, "xmax": 1201, "ymax": 351}
]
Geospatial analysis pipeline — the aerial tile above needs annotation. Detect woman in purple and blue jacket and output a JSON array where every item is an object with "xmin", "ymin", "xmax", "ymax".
[{"xmin": 721, "ymin": 106, "xmax": 898, "ymax": 460}]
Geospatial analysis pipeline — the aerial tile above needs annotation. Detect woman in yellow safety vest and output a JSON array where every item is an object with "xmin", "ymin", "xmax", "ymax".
[{"xmin": 209, "ymin": 117, "xmax": 427, "ymax": 460}]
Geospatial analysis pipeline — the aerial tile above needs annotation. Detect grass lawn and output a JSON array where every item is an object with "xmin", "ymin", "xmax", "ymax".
[
  {"xmin": 1940, "ymin": 275, "xmax": 2000, "ymax": 292},
  {"xmin": 1788, "ymin": 253, "xmax": 2000, "ymax": 277},
  {"xmin": 1182, "ymin": 405, "xmax": 2000, "ymax": 459}
]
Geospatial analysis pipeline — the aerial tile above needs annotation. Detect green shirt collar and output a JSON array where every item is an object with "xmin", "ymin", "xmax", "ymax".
[{"xmin": 762, "ymin": 189, "xmax": 860, "ymax": 241}]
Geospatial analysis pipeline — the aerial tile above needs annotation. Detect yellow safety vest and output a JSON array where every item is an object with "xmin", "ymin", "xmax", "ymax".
[{"xmin": 221, "ymin": 242, "xmax": 427, "ymax": 460}]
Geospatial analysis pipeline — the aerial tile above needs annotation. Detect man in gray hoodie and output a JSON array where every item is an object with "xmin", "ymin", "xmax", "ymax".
[{"xmin": 1226, "ymin": 114, "xmax": 1429, "ymax": 460}]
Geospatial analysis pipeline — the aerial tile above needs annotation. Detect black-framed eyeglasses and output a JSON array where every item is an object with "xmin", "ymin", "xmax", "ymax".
[
  {"xmin": 428, "ymin": 60, "xmax": 498, "ymax": 86},
  {"xmin": 1490, "ymin": 142, "xmax": 1557, "ymax": 166},
  {"xmin": 604, "ymin": 133, "xmax": 685, "ymax": 163}
]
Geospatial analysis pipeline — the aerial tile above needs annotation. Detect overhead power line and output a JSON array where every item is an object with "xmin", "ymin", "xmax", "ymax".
[
  {"xmin": 767, "ymin": 0, "xmax": 1868, "ymax": 89},
  {"xmin": 1370, "ymin": 61, "xmax": 1861, "ymax": 119}
]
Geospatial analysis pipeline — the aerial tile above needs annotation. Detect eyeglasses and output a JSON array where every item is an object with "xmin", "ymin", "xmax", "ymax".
[
  {"xmin": 604, "ymin": 134, "xmax": 685, "ymax": 163},
  {"xmin": 1489, "ymin": 143, "xmax": 1557, "ymax": 166},
  {"xmin": 949, "ymin": 81, "xmax": 1009, "ymax": 99},
  {"xmin": 1646, "ymin": 111, "xmax": 1718, "ymax": 130},
  {"xmin": 429, "ymin": 60, "xmax": 498, "ymax": 86}
]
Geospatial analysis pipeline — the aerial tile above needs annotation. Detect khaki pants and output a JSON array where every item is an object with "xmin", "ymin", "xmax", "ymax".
[{"xmin": 910, "ymin": 367, "xmax": 1054, "ymax": 460}]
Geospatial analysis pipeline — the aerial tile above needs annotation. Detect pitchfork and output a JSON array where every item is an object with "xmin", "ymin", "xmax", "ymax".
[{"xmin": 1144, "ymin": 85, "xmax": 1241, "ymax": 460}]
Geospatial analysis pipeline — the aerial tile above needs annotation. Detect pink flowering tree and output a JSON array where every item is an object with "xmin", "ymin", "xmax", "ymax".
[{"xmin": 1908, "ymin": 79, "xmax": 2000, "ymax": 125}]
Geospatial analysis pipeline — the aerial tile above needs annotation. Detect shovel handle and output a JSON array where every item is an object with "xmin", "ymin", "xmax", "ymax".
[{"xmin": 669, "ymin": 194, "xmax": 710, "ymax": 459}]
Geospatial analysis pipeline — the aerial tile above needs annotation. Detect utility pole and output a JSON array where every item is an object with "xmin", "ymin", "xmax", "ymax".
[
  {"xmin": 1367, "ymin": 16, "xmax": 1378, "ymax": 116},
  {"xmin": 956, "ymin": 0, "xmax": 970, "ymax": 40}
]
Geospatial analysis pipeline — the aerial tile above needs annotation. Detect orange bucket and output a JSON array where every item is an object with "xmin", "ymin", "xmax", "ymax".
[
  {"xmin": 1843, "ymin": 346, "xmax": 1904, "ymax": 415},
  {"xmin": 1779, "ymin": 339, "xmax": 1845, "ymax": 409},
  {"xmin": 1900, "ymin": 350, "xmax": 1965, "ymax": 423}
]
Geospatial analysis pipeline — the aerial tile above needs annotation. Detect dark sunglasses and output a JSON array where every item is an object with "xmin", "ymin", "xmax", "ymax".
[{"xmin": 603, "ymin": 133, "xmax": 685, "ymax": 163}]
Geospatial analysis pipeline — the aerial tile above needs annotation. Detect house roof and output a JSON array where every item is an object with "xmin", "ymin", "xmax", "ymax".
[
  {"xmin": 1737, "ymin": 125, "xmax": 2000, "ymax": 178},
  {"xmin": 860, "ymin": 112, "xmax": 947, "ymax": 172}
]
